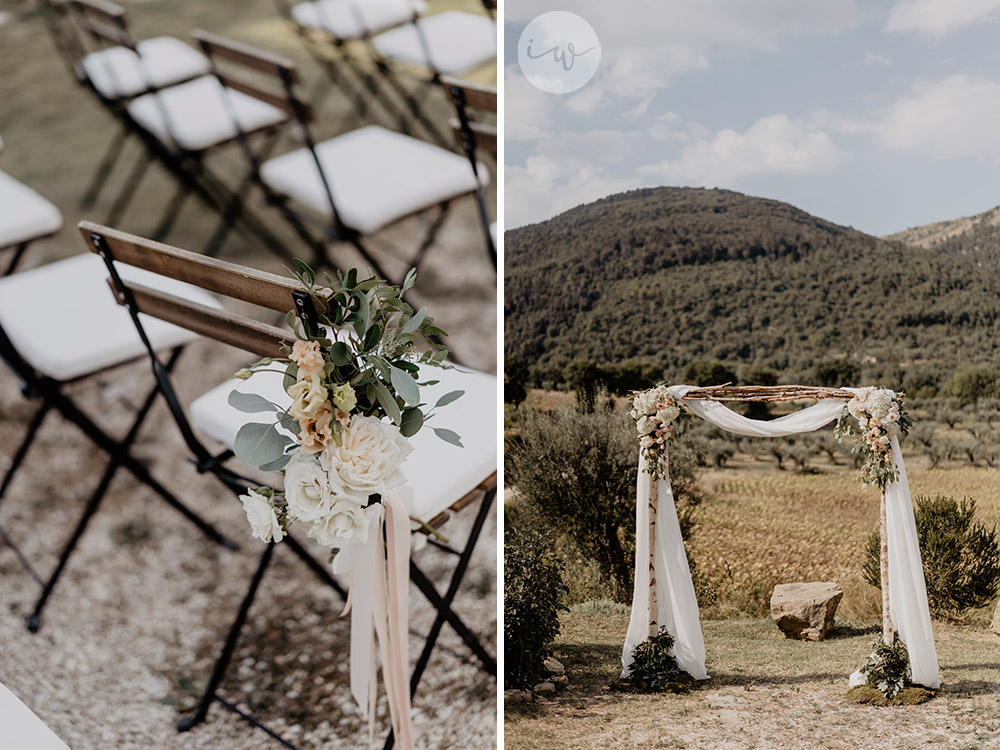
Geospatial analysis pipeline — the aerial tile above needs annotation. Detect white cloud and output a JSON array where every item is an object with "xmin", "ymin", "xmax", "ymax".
[
  {"xmin": 507, "ymin": 0, "xmax": 860, "ymax": 105},
  {"xmin": 638, "ymin": 114, "xmax": 849, "ymax": 186},
  {"xmin": 886, "ymin": 0, "xmax": 1000, "ymax": 36},
  {"xmin": 862, "ymin": 74, "xmax": 1000, "ymax": 160},
  {"xmin": 861, "ymin": 51, "xmax": 892, "ymax": 66},
  {"xmin": 505, "ymin": 153, "xmax": 638, "ymax": 228},
  {"xmin": 504, "ymin": 68, "xmax": 556, "ymax": 141}
]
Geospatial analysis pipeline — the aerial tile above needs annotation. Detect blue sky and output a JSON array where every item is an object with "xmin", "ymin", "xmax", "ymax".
[{"xmin": 505, "ymin": 0, "xmax": 1000, "ymax": 235}]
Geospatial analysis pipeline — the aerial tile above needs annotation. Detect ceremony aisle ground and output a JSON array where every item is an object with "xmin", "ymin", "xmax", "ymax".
[{"xmin": 505, "ymin": 614, "xmax": 1000, "ymax": 750}]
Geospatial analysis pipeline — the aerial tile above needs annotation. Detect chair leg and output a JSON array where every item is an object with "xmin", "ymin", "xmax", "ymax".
[
  {"xmin": 151, "ymin": 183, "xmax": 190, "ymax": 241},
  {"xmin": 177, "ymin": 543, "xmax": 275, "ymax": 732},
  {"xmin": 383, "ymin": 487, "xmax": 497, "ymax": 750},
  {"xmin": 105, "ymin": 148, "xmax": 153, "ymax": 226},
  {"xmin": 4, "ymin": 242, "xmax": 31, "ymax": 277},
  {"xmin": 80, "ymin": 126, "xmax": 130, "ymax": 210},
  {"xmin": 412, "ymin": 202, "xmax": 451, "ymax": 271},
  {"xmin": 0, "ymin": 401, "xmax": 51, "ymax": 507},
  {"xmin": 473, "ymin": 190, "xmax": 497, "ymax": 268},
  {"xmin": 372, "ymin": 63, "xmax": 451, "ymax": 148}
]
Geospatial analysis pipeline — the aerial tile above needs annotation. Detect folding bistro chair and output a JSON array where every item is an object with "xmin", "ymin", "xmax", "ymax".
[
  {"xmin": 81, "ymin": 221, "xmax": 497, "ymax": 748},
  {"xmin": 272, "ymin": 0, "xmax": 427, "ymax": 135},
  {"xmin": 363, "ymin": 1, "xmax": 497, "ymax": 145},
  {"xmin": 55, "ymin": 0, "xmax": 296, "ymax": 259},
  {"xmin": 441, "ymin": 76, "xmax": 496, "ymax": 267},
  {"xmin": 0, "ymin": 161, "xmax": 64, "ymax": 276},
  {"xmin": 192, "ymin": 30, "xmax": 489, "ymax": 285},
  {"xmin": 0, "ymin": 243, "xmax": 237, "ymax": 632},
  {"xmin": 36, "ymin": 0, "xmax": 211, "ymax": 210}
]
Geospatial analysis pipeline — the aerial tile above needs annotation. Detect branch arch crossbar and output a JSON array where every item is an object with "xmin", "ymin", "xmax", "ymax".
[{"xmin": 621, "ymin": 383, "xmax": 940, "ymax": 690}]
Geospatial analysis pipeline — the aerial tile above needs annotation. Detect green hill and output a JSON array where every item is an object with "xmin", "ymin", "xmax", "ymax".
[{"xmin": 504, "ymin": 187, "xmax": 1000, "ymax": 389}]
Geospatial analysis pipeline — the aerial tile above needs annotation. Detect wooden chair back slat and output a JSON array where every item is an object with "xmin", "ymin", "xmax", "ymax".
[
  {"xmin": 79, "ymin": 221, "xmax": 302, "ymax": 313},
  {"xmin": 191, "ymin": 29, "xmax": 298, "ymax": 83},
  {"xmin": 70, "ymin": 0, "xmax": 126, "ymax": 24},
  {"xmin": 214, "ymin": 70, "xmax": 304, "ymax": 118},
  {"xmin": 450, "ymin": 119, "xmax": 496, "ymax": 154},
  {"xmin": 114, "ymin": 281, "xmax": 294, "ymax": 358},
  {"xmin": 77, "ymin": 16, "xmax": 133, "ymax": 48},
  {"xmin": 441, "ymin": 77, "xmax": 497, "ymax": 113}
]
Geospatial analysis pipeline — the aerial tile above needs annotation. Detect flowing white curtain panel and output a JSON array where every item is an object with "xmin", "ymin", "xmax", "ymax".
[{"xmin": 621, "ymin": 385, "xmax": 940, "ymax": 689}]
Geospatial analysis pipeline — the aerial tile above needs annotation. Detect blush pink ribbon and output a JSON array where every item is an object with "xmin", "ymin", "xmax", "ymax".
[{"xmin": 339, "ymin": 491, "xmax": 414, "ymax": 749}]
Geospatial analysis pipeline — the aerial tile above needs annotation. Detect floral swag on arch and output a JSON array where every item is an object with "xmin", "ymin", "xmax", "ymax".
[{"xmin": 622, "ymin": 383, "xmax": 940, "ymax": 695}]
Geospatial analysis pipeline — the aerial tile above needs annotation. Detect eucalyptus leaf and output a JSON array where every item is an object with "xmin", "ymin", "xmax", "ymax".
[
  {"xmin": 258, "ymin": 452, "xmax": 292, "ymax": 472},
  {"xmin": 228, "ymin": 390, "xmax": 277, "ymax": 414},
  {"xmin": 400, "ymin": 407, "xmax": 424, "ymax": 437},
  {"xmin": 372, "ymin": 379, "xmax": 402, "ymax": 424},
  {"xmin": 234, "ymin": 422, "xmax": 285, "ymax": 467},
  {"xmin": 432, "ymin": 427, "xmax": 464, "ymax": 447},
  {"xmin": 390, "ymin": 366, "xmax": 420, "ymax": 405},
  {"xmin": 292, "ymin": 258, "xmax": 315, "ymax": 286},
  {"xmin": 330, "ymin": 341, "xmax": 352, "ymax": 366},
  {"xmin": 402, "ymin": 307, "xmax": 427, "ymax": 335},
  {"xmin": 283, "ymin": 363, "xmax": 298, "ymax": 392},
  {"xmin": 433, "ymin": 390, "xmax": 464, "ymax": 408}
]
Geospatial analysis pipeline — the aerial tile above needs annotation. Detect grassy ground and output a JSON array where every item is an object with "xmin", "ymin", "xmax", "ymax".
[{"xmin": 506, "ymin": 612, "xmax": 1000, "ymax": 750}]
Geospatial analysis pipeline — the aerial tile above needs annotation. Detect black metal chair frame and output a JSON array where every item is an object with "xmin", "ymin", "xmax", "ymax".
[
  {"xmin": 83, "ymin": 222, "xmax": 496, "ymax": 749},
  {"xmin": 0, "ymin": 250, "xmax": 237, "ymax": 634},
  {"xmin": 192, "ymin": 30, "xmax": 477, "ymax": 286},
  {"xmin": 44, "ymin": 0, "xmax": 299, "ymax": 262},
  {"xmin": 272, "ymin": 0, "xmax": 464, "ymax": 148},
  {"xmin": 442, "ymin": 77, "xmax": 496, "ymax": 268}
]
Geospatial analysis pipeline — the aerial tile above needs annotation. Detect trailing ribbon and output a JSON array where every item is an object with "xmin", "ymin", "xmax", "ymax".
[{"xmin": 335, "ymin": 490, "xmax": 414, "ymax": 749}]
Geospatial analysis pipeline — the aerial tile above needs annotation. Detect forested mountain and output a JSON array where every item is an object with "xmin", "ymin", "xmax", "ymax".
[{"xmin": 504, "ymin": 187, "xmax": 1000, "ymax": 388}]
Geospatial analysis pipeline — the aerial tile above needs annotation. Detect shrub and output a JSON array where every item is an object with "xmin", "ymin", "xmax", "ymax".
[
  {"xmin": 503, "ymin": 524, "xmax": 568, "ymax": 690},
  {"xmin": 812, "ymin": 358, "xmax": 860, "ymax": 387},
  {"xmin": 684, "ymin": 359, "xmax": 736, "ymax": 387},
  {"xmin": 563, "ymin": 358, "xmax": 604, "ymax": 412},
  {"xmin": 862, "ymin": 495, "xmax": 1000, "ymax": 616},
  {"xmin": 506, "ymin": 407, "xmax": 703, "ymax": 602},
  {"xmin": 623, "ymin": 627, "xmax": 694, "ymax": 693},
  {"xmin": 943, "ymin": 364, "xmax": 1000, "ymax": 406}
]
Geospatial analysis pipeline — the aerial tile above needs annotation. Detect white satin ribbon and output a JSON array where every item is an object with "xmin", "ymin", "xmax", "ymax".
[
  {"xmin": 335, "ymin": 491, "xmax": 415, "ymax": 749},
  {"xmin": 622, "ymin": 386, "xmax": 940, "ymax": 689}
]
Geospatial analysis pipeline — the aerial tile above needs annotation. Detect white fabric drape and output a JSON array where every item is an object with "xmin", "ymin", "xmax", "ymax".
[{"xmin": 621, "ymin": 385, "xmax": 940, "ymax": 689}]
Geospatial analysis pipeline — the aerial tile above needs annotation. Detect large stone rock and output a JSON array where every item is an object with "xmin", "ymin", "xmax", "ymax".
[
  {"xmin": 770, "ymin": 582, "xmax": 843, "ymax": 641},
  {"xmin": 991, "ymin": 599, "xmax": 1000, "ymax": 636}
]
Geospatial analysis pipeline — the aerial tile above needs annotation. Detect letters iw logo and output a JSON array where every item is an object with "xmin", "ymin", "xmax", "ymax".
[{"xmin": 518, "ymin": 12, "xmax": 601, "ymax": 94}]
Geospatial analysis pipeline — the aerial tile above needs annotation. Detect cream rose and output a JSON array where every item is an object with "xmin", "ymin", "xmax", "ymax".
[
  {"xmin": 284, "ymin": 453, "xmax": 335, "ymax": 522},
  {"xmin": 288, "ymin": 372, "xmax": 328, "ymax": 421},
  {"xmin": 306, "ymin": 500, "xmax": 381, "ymax": 548},
  {"xmin": 319, "ymin": 415, "xmax": 413, "ymax": 505},
  {"xmin": 240, "ymin": 488, "xmax": 284, "ymax": 543}
]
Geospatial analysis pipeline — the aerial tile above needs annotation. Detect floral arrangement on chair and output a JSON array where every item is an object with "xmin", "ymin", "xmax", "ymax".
[
  {"xmin": 629, "ymin": 384, "xmax": 682, "ymax": 479},
  {"xmin": 835, "ymin": 387, "xmax": 911, "ymax": 489},
  {"xmin": 228, "ymin": 264, "xmax": 463, "ymax": 554}
]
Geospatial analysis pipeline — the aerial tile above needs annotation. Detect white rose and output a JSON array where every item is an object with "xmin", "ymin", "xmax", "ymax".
[
  {"xmin": 637, "ymin": 415, "xmax": 657, "ymax": 435},
  {"xmin": 240, "ymin": 488, "xmax": 284, "ymax": 543},
  {"xmin": 284, "ymin": 452, "xmax": 335, "ymax": 522},
  {"xmin": 306, "ymin": 500, "xmax": 381, "ymax": 548},
  {"xmin": 320, "ymin": 416, "xmax": 413, "ymax": 504}
]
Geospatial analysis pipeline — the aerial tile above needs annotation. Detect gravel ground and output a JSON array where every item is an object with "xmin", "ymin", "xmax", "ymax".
[{"xmin": 0, "ymin": 337, "xmax": 497, "ymax": 749}]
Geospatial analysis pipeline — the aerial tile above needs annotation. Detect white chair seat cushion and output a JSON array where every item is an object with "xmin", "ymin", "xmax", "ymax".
[
  {"xmin": 0, "ymin": 254, "xmax": 222, "ymax": 381},
  {"xmin": 0, "ymin": 171, "xmax": 63, "ymax": 249},
  {"xmin": 81, "ymin": 36, "xmax": 210, "ymax": 100},
  {"xmin": 127, "ymin": 76, "xmax": 287, "ymax": 152},
  {"xmin": 0, "ymin": 683, "xmax": 70, "ymax": 750},
  {"xmin": 372, "ymin": 11, "xmax": 496, "ymax": 74},
  {"xmin": 291, "ymin": 0, "xmax": 428, "ymax": 40},
  {"xmin": 190, "ymin": 364, "xmax": 496, "ymax": 522},
  {"xmin": 259, "ymin": 125, "xmax": 484, "ymax": 234}
]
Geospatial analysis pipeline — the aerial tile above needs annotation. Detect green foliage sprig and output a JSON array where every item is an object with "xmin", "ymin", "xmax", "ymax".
[
  {"xmin": 859, "ymin": 634, "xmax": 910, "ymax": 700},
  {"xmin": 623, "ymin": 627, "xmax": 695, "ymax": 693}
]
